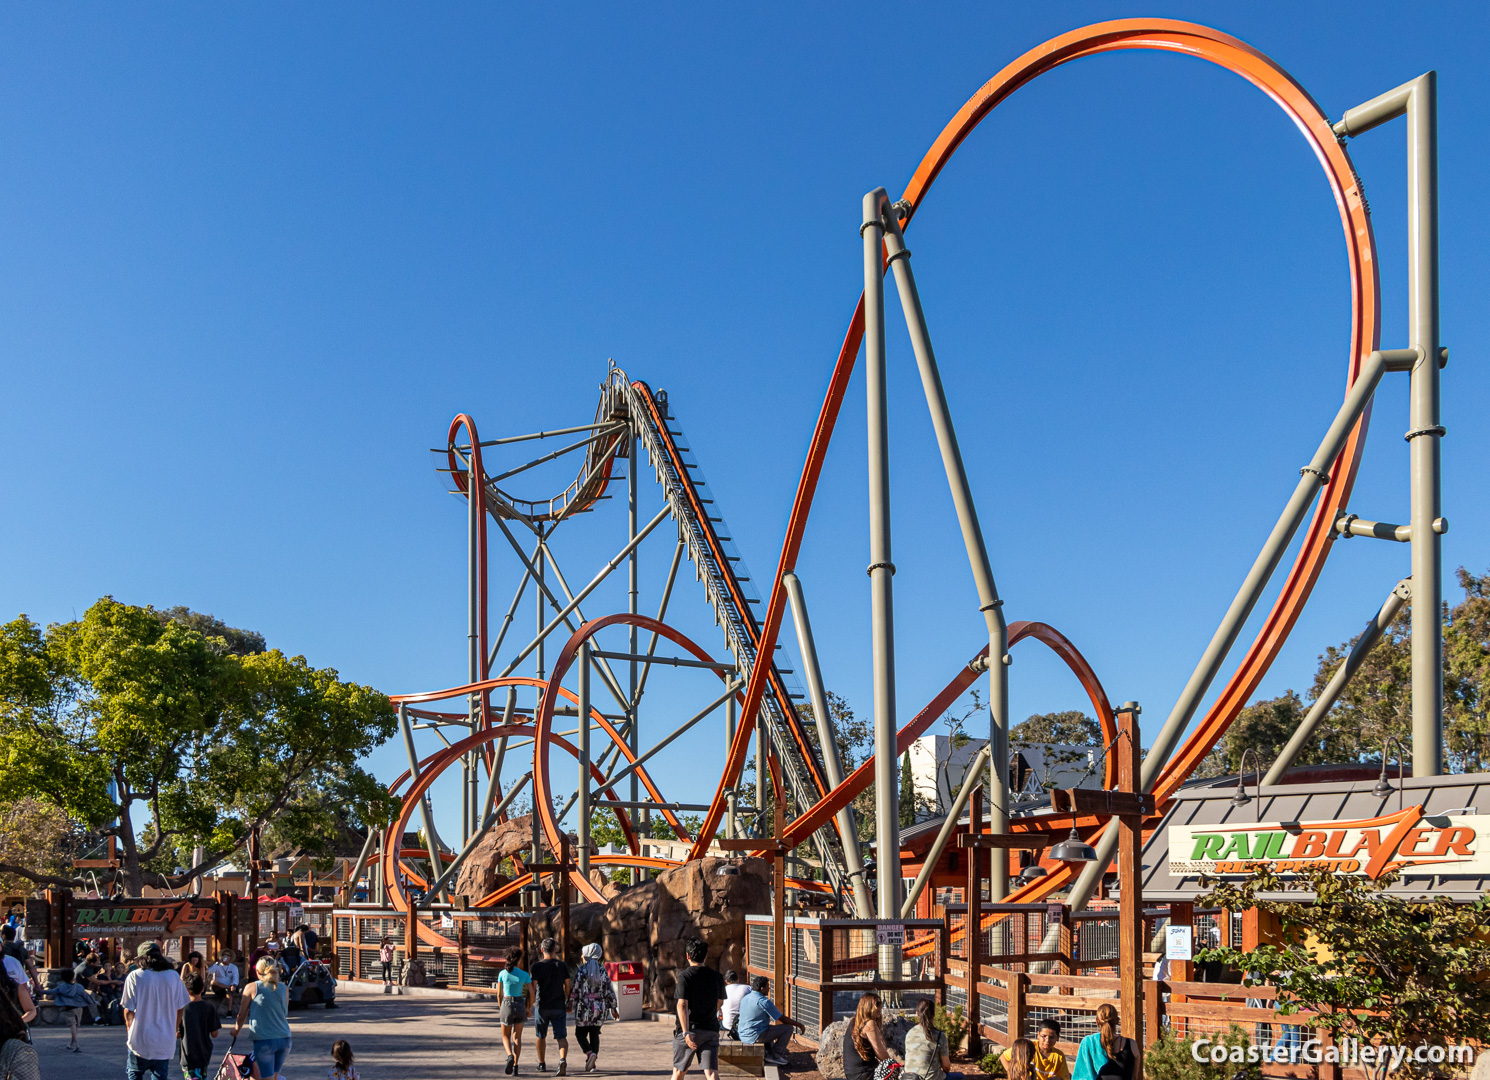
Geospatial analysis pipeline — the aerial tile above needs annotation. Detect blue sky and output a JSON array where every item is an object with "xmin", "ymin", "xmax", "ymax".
[{"xmin": 2, "ymin": 3, "xmax": 1486, "ymax": 843}]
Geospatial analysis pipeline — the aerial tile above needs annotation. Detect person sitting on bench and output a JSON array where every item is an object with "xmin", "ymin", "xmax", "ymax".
[{"xmin": 735, "ymin": 976, "xmax": 805, "ymax": 1067}]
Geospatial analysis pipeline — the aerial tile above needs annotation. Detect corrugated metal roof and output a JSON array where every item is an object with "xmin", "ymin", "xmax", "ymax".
[{"xmin": 1140, "ymin": 771, "xmax": 1490, "ymax": 902}]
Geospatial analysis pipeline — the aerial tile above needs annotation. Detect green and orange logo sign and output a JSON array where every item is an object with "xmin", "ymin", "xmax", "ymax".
[
  {"xmin": 1168, "ymin": 805, "xmax": 1484, "ymax": 879},
  {"xmin": 73, "ymin": 900, "xmax": 216, "ymax": 937}
]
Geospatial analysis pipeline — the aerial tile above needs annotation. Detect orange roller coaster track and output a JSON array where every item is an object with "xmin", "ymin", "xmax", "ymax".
[{"xmin": 381, "ymin": 18, "xmax": 1398, "ymax": 930}]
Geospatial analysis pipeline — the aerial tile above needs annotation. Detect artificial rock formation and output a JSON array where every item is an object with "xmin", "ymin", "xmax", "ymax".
[
  {"xmin": 527, "ymin": 856, "xmax": 771, "ymax": 1012},
  {"xmin": 453, "ymin": 814, "xmax": 596, "ymax": 901}
]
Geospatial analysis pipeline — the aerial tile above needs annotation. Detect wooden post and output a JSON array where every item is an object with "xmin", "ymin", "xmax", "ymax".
[
  {"xmin": 560, "ymin": 834, "xmax": 572, "ymax": 964},
  {"xmin": 1114, "ymin": 704, "xmax": 1143, "ymax": 1070},
  {"xmin": 937, "ymin": 916, "xmax": 949, "ymax": 1007},
  {"xmin": 458, "ymin": 917, "xmax": 467, "ymax": 990},
  {"xmin": 1008, "ymin": 970, "xmax": 1027, "ymax": 1047},
  {"xmin": 406, "ymin": 905, "xmax": 418, "ymax": 972},
  {"xmin": 773, "ymin": 794, "xmax": 787, "ymax": 1014},
  {"xmin": 966, "ymin": 785, "xmax": 983, "ymax": 1056},
  {"xmin": 819, "ymin": 924, "xmax": 834, "ymax": 1038},
  {"xmin": 1169, "ymin": 901, "xmax": 1193, "ymax": 1009},
  {"xmin": 1054, "ymin": 903, "xmax": 1073, "ymax": 983}
]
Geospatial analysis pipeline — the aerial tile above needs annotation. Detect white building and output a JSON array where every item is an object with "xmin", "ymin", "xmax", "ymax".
[{"xmin": 906, "ymin": 734, "xmax": 1102, "ymax": 820}]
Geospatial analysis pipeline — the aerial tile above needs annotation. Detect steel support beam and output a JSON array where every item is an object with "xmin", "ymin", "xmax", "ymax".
[
  {"xmin": 784, "ymin": 572, "xmax": 872, "ymax": 916},
  {"xmin": 900, "ymin": 745, "xmax": 992, "ymax": 919},
  {"xmin": 1264, "ymin": 579, "xmax": 1412, "ymax": 785},
  {"xmin": 862, "ymin": 187, "xmax": 903, "ymax": 953},
  {"xmin": 578, "ymin": 641, "xmax": 591, "ymax": 878},
  {"xmin": 879, "ymin": 199, "xmax": 1011, "ymax": 899},
  {"xmin": 1066, "ymin": 347, "xmax": 1397, "ymax": 912}
]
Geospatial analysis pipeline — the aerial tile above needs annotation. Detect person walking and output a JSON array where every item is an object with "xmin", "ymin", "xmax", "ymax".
[
  {"xmin": 1071, "ymin": 1004, "xmax": 1136, "ymax": 1080},
  {"xmin": 904, "ymin": 998, "xmax": 963, "ymax": 1080},
  {"xmin": 496, "ymin": 945, "xmax": 533, "ymax": 1075},
  {"xmin": 842, "ymin": 993, "xmax": 894, "ymax": 1080},
  {"xmin": 567, "ymin": 943, "xmax": 617, "ymax": 1073},
  {"xmin": 328, "ymin": 1038, "xmax": 360, "ymax": 1080},
  {"xmin": 121, "ymin": 941, "xmax": 191, "ymax": 1080},
  {"xmin": 378, "ymin": 937, "xmax": 396, "ymax": 994},
  {"xmin": 531, "ymin": 937, "xmax": 571, "ymax": 1075},
  {"xmin": 177, "ymin": 974, "xmax": 221, "ymax": 1080},
  {"xmin": 736, "ymin": 976, "xmax": 805, "ymax": 1067},
  {"xmin": 52, "ymin": 967, "xmax": 94, "ymax": 1052},
  {"xmin": 671, "ymin": 938, "xmax": 725, "ymax": 1080},
  {"xmin": 233, "ymin": 957, "xmax": 294, "ymax": 1080}
]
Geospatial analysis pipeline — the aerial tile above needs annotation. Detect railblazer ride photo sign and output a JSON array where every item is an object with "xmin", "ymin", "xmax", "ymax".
[{"xmin": 1168, "ymin": 805, "xmax": 1490, "ymax": 879}]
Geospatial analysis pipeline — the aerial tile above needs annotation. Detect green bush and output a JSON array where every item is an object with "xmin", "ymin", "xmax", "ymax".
[
  {"xmin": 977, "ymin": 1050, "xmax": 1005, "ymax": 1077},
  {"xmin": 934, "ymin": 1003, "xmax": 970, "ymax": 1055},
  {"xmin": 1144, "ymin": 1023, "xmax": 1258, "ymax": 1080}
]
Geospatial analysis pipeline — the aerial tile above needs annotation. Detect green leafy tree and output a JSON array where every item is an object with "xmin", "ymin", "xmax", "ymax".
[
  {"xmin": 898, "ymin": 752, "xmax": 916, "ymax": 827},
  {"xmin": 1191, "ymin": 568, "xmax": 1490, "ymax": 779},
  {"xmin": 1199, "ymin": 865, "xmax": 1490, "ymax": 1076},
  {"xmin": 0, "ymin": 597, "xmax": 399, "ymax": 895},
  {"xmin": 1144, "ymin": 1024, "xmax": 1258, "ymax": 1080},
  {"xmin": 1010, "ymin": 710, "xmax": 1100, "ymax": 746}
]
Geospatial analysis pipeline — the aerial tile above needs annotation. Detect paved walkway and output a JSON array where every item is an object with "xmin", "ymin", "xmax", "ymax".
[{"xmin": 29, "ymin": 982, "xmax": 699, "ymax": 1079}]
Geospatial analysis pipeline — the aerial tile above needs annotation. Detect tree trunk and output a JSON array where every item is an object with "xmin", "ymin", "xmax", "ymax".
[{"xmin": 117, "ymin": 794, "xmax": 144, "ymax": 897}]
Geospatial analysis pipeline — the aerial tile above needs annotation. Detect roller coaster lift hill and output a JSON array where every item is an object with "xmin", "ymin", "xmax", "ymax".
[{"xmin": 368, "ymin": 20, "xmax": 1447, "ymax": 957}]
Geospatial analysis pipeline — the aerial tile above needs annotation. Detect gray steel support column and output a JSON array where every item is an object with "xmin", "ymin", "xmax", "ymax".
[
  {"xmin": 421, "ymin": 773, "xmax": 533, "ymax": 905},
  {"xmin": 1264, "ymin": 579, "xmax": 1412, "ymax": 785},
  {"xmin": 628, "ymin": 427, "xmax": 641, "ymax": 880},
  {"xmin": 399, "ymin": 703, "xmax": 448, "ymax": 901},
  {"xmin": 879, "ymin": 207, "xmax": 1010, "ymax": 899},
  {"xmin": 1406, "ymin": 74, "xmax": 1443, "ymax": 777},
  {"xmin": 1334, "ymin": 73, "xmax": 1443, "ymax": 774},
  {"xmin": 1065, "ymin": 348, "xmax": 1395, "ymax": 913},
  {"xmin": 578, "ymin": 641, "xmax": 591, "ymax": 878},
  {"xmin": 784, "ymin": 572, "xmax": 872, "ymax": 916},
  {"xmin": 862, "ymin": 188, "xmax": 902, "ymax": 942},
  {"xmin": 901, "ymin": 745, "xmax": 992, "ymax": 918}
]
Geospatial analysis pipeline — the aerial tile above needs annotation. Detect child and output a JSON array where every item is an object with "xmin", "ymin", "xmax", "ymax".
[
  {"xmin": 329, "ymin": 1039, "xmax": 359, "ymax": 1080},
  {"xmin": 52, "ymin": 967, "xmax": 94, "ymax": 1052},
  {"xmin": 178, "ymin": 973, "xmax": 222, "ymax": 1079}
]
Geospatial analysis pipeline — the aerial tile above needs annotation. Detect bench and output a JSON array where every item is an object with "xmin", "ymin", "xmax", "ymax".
[{"xmin": 718, "ymin": 1042, "xmax": 766, "ymax": 1077}]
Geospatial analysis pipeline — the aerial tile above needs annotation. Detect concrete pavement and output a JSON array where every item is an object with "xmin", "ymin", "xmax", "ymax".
[{"xmin": 29, "ymin": 982, "xmax": 685, "ymax": 1079}]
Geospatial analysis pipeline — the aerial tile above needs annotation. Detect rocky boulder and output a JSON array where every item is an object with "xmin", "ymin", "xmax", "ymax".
[
  {"xmin": 527, "ymin": 902, "xmax": 606, "ymax": 967},
  {"xmin": 815, "ymin": 1016, "xmax": 918, "ymax": 1080},
  {"xmin": 599, "ymin": 856, "xmax": 771, "ymax": 1011},
  {"xmin": 453, "ymin": 814, "xmax": 596, "ymax": 901}
]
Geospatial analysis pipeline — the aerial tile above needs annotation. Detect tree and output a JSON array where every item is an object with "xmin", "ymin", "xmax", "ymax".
[
  {"xmin": 898, "ymin": 752, "xmax": 916, "ymax": 827},
  {"xmin": 1195, "ymin": 567, "xmax": 1490, "ymax": 779},
  {"xmin": 1199, "ymin": 865, "xmax": 1490, "ymax": 1077},
  {"xmin": 0, "ymin": 597, "xmax": 399, "ymax": 895},
  {"xmin": 1010, "ymin": 710, "xmax": 1100, "ymax": 746},
  {"xmin": 0, "ymin": 799, "xmax": 80, "ymax": 893}
]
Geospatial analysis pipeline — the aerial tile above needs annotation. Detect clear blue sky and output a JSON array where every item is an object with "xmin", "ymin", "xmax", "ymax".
[{"xmin": 3, "ymin": 3, "xmax": 1486, "ymax": 843}]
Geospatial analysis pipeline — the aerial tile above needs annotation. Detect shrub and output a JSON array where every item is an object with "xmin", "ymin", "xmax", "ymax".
[
  {"xmin": 934, "ymin": 1003, "xmax": 970, "ymax": 1055},
  {"xmin": 977, "ymin": 1050, "xmax": 1005, "ymax": 1077},
  {"xmin": 1144, "ymin": 1023, "xmax": 1258, "ymax": 1080}
]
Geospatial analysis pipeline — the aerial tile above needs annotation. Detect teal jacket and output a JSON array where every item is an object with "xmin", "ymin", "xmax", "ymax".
[{"xmin": 1071, "ymin": 1033, "xmax": 1108, "ymax": 1080}]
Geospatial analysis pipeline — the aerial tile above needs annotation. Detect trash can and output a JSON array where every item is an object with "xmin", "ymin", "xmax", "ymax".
[{"xmin": 604, "ymin": 961, "xmax": 645, "ymax": 1020}]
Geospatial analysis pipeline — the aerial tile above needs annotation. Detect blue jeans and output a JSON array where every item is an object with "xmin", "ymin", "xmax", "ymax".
[
  {"xmin": 126, "ymin": 1051, "xmax": 171, "ymax": 1080},
  {"xmin": 254, "ymin": 1037, "xmax": 293, "ymax": 1077}
]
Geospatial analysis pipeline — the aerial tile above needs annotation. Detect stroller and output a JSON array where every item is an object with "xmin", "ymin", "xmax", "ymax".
[{"xmin": 214, "ymin": 1036, "xmax": 255, "ymax": 1080}]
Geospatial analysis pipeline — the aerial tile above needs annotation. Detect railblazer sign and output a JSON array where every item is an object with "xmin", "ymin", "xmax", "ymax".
[
  {"xmin": 72, "ymin": 900, "xmax": 218, "ymax": 938},
  {"xmin": 1168, "ymin": 805, "xmax": 1489, "ymax": 879}
]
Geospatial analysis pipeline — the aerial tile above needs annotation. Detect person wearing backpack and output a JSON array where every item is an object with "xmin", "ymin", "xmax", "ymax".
[{"xmin": 1071, "ymin": 1004, "xmax": 1136, "ymax": 1080}]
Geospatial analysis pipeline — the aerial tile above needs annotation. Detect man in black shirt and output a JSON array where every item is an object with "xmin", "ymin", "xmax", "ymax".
[
  {"xmin": 531, "ymin": 937, "xmax": 571, "ymax": 1075},
  {"xmin": 671, "ymin": 938, "xmax": 725, "ymax": 1080}
]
